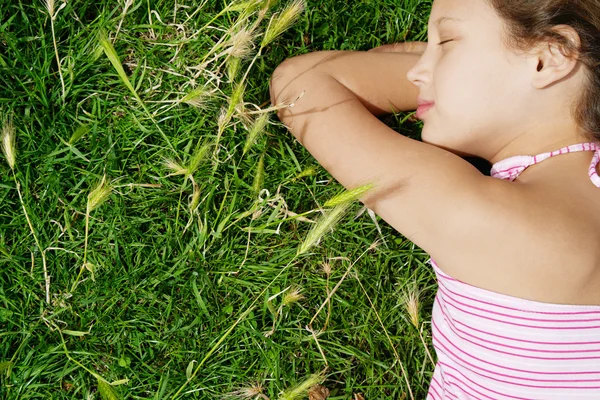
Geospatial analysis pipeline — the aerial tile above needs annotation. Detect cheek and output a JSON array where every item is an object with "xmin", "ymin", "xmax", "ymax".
[{"xmin": 435, "ymin": 57, "xmax": 500, "ymax": 120}]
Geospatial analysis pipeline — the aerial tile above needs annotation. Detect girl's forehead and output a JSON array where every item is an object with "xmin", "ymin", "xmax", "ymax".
[
  {"xmin": 429, "ymin": 0, "xmax": 500, "ymax": 30},
  {"xmin": 430, "ymin": 0, "xmax": 491, "ymax": 20}
]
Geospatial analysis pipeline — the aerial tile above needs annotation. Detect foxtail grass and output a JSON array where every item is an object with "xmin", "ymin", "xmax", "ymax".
[
  {"xmin": 170, "ymin": 184, "xmax": 371, "ymax": 399},
  {"xmin": 243, "ymin": 113, "xmax": 270, "ymax": 154},
  {"xmin": 238, "ymin": 0, "xmax": 306, "ymax": 90},
  {"xmin": 252, "ymin": 153, "xmax": 265, "ymax": 195},
  {"xmin": 278, "ymin": 371, "xmax": 325, "ymax": 400},
  {"xmin": 70, "ymin": 175, "xmax": 113, "ymax": 293},
  {"xmin": 2, "ymin": 116, "xmax": 50, "ymax": 304},
  {"xmin": 222, "ymin": 382, "xmax": 270, "ymax": 400},
  {"xmin": 215, "ymin": 80, "xmax": 246, "ymax": 155},
  {"xmin": 265, "ymin": 285, "xmax": 304, "ymax": 337},
  {"xmin": 44, "ymin": 0, "xmax": 67, "ymax": 103},
  {"xmin": 260, "ymin": 0, "xmax": 305, "ymax": 49},
  {"xmin": 401, "ymin": 282, "xmax": 436, "ymax": 367}
]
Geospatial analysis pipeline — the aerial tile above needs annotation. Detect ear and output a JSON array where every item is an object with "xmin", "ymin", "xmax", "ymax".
[{"xmin": 531, "ymin": 25, "xmax": 581, "ymax": 89}]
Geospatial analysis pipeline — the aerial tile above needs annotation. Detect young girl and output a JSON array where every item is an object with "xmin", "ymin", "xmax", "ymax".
[{"xmin": 269, "ymin": 0, "xmax": 600, "ymax": 398}]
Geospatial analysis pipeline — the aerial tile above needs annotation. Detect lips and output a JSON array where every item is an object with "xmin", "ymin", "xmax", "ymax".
[
  {"xmin": 417, "ymin": 97, "xmax": 434, "ymax": 106},
  {"xmin": 416, "ymin": 99, "xmax": 435, "ymax": 120}
]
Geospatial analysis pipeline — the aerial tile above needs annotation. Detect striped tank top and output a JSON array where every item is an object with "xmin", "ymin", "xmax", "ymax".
[{"xmin": 427, "ymin": 142, "xmax": 600, "ymax": 399}]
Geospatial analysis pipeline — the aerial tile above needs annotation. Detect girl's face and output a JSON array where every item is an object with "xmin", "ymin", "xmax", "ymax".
[{"xmin": 406, "ymin": 0, "xmax": 536, "ymax": 161}]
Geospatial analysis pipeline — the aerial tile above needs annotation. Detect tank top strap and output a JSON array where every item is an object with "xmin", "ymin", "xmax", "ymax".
[{"xmin": 490, "ymin": 142, "xmax": 600, "ymax": 187}]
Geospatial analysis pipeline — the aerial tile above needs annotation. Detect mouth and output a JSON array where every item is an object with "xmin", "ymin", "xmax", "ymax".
[{"xmin": 416, "ymin": 102, "xmax": 434, "ymax": 120}]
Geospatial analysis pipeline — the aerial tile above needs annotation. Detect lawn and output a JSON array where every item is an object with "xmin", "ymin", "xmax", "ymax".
[{"xmin": 0, "ymin": 0, "xmax": 442, "ymax": 398}]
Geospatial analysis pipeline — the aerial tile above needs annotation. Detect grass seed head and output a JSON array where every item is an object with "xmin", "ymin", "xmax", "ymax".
[
  {"xmin": 243, "ymin": 113, "xmax": 269, "ymax": 154},
  {"xmin": 227, "ymin": 81, "xmax": 246, "ymax": 121},
  {"xmin": 261, "ymin": 0, "xmax": 305, "ymax": 49},
  {"xmin": 44, "ymin": 0, "xmax": 55, "ymax": 18},
  {"xmin": 252, "ymin": 153, "xmax": 265, "ymax": 195},
  {"xmin": 323, "ymin": 183, "xmax": 375, "ymax": 208},
  {"xmin": 226, "ymin": 25, "xmax": 257, "ymax": 60},
  {"xmin": 321, "ymin": 261, "xmax": 331, "ymax": 277},
  {"xmin": 1, "ymin": 115, "xmax": 16, "ymax": 170},
  {"xmin": 69, "ymin": 124, "xmax": 91, "ymax": 146},
  {"xmin": 181, "ymin": 85, "xmax": 211, "ymax": 108},
  {"xmin": 293, "ymin": 165, "xmax": 317, "ymax": 180},
  {"xmin": 87, "ymin": 175, "xmax": 113, "ymax": 213},
  {"xmin": 226, "ymin": 56, "xmax": 242, "ymax": 82},
  {"xmin": 297, "ymin": 203, "xmax": 350, "ymax": 256},
  {"xmin": 163, "ymin": 158, "xmax": 187, "ymax": 176},
  {"xmin": 190, "ymin": 182, "xmax": 201, "ymax": 212},
  {"xmin": 222, "ymin": 382, "xmax": 265, "ymax": 399},
  {"xmin": 278, "ymin": 372, "xmax": 325, "ymax": 400},
  {"xmin": 186, "ymin": 141, "xmax": 212, "ymax": 178},
  {"xmin": 96, "ymin": 378, "xmax": 121, "ymax": 400},
  {"xmin": 282, "ymin": 285, "xmax": 304, "ymax": 306},
  {"xmin": 401, "ymin": 283, "xmax": 421, "ymax": 329},
  {"xmin": 218, "ymin": 106, "xmax": 230, "ymax": 131}
]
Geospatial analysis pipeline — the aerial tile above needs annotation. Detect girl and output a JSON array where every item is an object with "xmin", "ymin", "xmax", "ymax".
[{"xmin": 269, "ymin": 0, "xmax": 600, "ymax": 398}]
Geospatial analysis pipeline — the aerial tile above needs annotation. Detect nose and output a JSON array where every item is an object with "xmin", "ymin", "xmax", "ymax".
[{"xmin": 406, "ymin": 50, "xmax": 429, "ymax": 88}]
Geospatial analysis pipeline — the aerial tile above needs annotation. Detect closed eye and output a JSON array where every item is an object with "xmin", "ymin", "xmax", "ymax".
[{"xmin": 438, "ymin": 39, "xmax": 453, "ymax": 45}]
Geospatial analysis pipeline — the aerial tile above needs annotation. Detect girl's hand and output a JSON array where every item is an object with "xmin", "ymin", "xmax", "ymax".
[{"xmin": 368, "ymin": 41, "xmax": 428, "ymax": 55}]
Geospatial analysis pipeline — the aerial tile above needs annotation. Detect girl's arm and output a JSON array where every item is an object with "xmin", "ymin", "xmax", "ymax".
[
  {"xmin": 269, "ymin": 48, "xmax": 423, "ymax": 117},
  {"xmin": 268, "ymin": 48, "xmax": 564, "ymax": 298}
]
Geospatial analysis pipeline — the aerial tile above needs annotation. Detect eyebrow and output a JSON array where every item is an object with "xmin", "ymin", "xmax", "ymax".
[{"xmin": 434, "ymin": 16, "xmax": 463, "ymax": 26}]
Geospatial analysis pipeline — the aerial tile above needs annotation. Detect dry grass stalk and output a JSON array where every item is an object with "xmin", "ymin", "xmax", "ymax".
[
  {"xmin": 400, "ymin": 282, "xmax": 435, "ymax": 366},
  {"xmin": 2, "ymin": 116, "xmax": 50, "ymax": 304},
  {"xmin": 321, "ymin": 261, "xmax": 332, "ymax": 331},
  {"xmin": 44, "ymin": 0, "xmax": 67, "ymax": 102},
  {"xmin": 354, "ymin": 273, "xmax": 414, "ymax": 400},
  {"xmin": 305, "ymin": 325, "xmax": 328, "ymax": 366},
  {"xmin": 71, "ymin": 175, "xmax": 113, "ymax": 293},
  {"xmin": 114, "ymin": 0, "xmax": 135, "ymax": 43}
]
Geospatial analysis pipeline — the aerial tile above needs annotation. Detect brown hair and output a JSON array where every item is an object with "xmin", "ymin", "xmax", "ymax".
[{"xmin": 485, "ymin": 0, "xmax": 600, "ymax": 143}]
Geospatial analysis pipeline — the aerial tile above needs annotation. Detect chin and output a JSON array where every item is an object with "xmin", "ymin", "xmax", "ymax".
[{"xmin": 421, "ymin": 127, "xmax": 475, "ymax": 158}]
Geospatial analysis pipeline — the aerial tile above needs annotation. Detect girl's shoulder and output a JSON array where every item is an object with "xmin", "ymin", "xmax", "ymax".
[{"xmin": 439, "ymin": 162, "xmax": 600, "ymax": 306}]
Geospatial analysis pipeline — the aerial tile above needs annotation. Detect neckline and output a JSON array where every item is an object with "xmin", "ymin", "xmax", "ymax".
[{"xmin": 489, "ymin": 142, "xmax": 600, "ymax": 186}]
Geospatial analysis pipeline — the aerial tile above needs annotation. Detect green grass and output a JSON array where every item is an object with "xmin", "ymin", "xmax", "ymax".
[{"xmin": 0, "ymin": 0, "xmax": 445, "ymax": 398}]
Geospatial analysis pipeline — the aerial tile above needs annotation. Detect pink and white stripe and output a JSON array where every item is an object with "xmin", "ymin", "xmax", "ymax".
[
  {"xmin": 426, "ymin": 142, "xmax": 600, "ymax": 399},
  {"xmin": 489, "ymin": 142, "xmax": 600, "ymax": 187}
]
